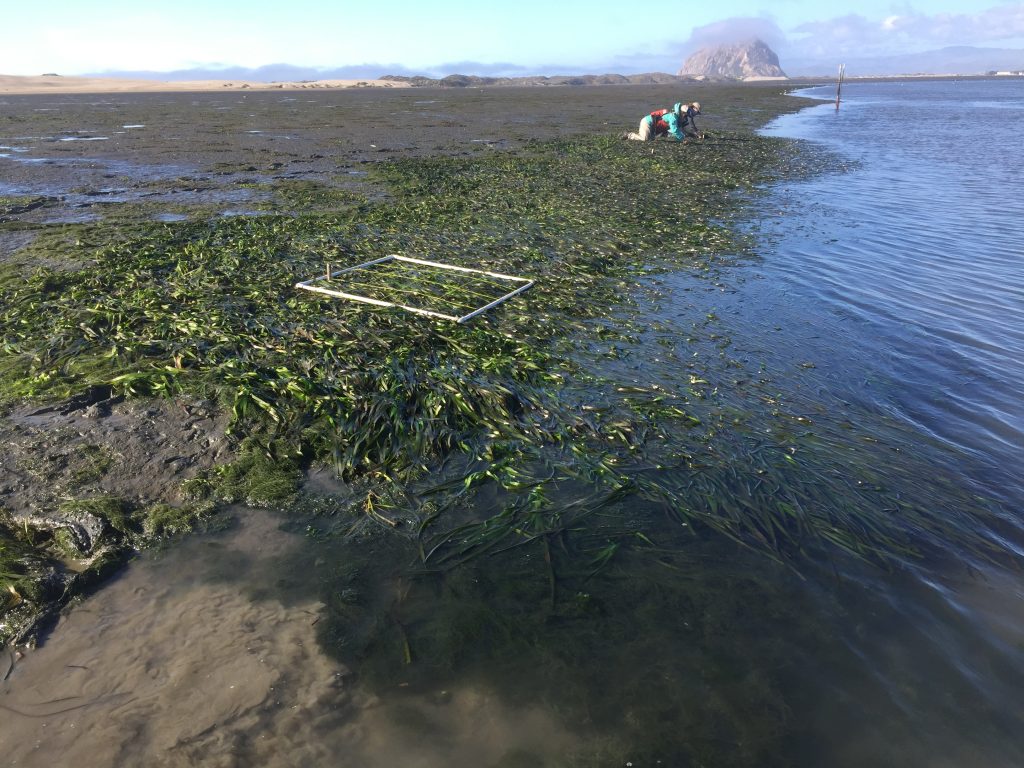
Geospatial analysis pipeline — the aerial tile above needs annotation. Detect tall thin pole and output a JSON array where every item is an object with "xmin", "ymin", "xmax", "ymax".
[{"xmin": 835, "ymin": 63, "xmax": 846, "ymax": 111}]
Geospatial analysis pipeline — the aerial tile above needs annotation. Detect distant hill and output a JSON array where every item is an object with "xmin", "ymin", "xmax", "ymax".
[
  {"xmin": 87, "ymin": 63, "xmax": 394, "ymax": 82},
  {"xmin": 379, "ymin": 72, "xmax": 696, "ymax": 87},
  {"xmin": 88, "ymin": 65, "xmax": 697, "ymax": 87},
  {"xmin": 678, "ymin": 39, "xmax": 787, "ymax": 80}
]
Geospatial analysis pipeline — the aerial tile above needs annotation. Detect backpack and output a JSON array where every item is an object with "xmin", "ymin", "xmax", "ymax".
[{"xmin": 647, "ymin": 108, "xmax": 671, "ymax": 131}]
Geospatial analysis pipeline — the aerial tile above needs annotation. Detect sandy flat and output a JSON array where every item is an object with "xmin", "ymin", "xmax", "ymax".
[{"xmin": 0, "ymin": 73, "xmax": 410, "ymax": 94}]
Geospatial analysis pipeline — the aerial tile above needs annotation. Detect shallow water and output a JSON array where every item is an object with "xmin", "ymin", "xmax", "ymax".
[
  {"xmin": 0, "ymin": 511, "xmax": 581, "ymax": 768},
  {"xmin": 659, "ymin": 77, "xmax": 1024, "ymax": 762},
  {"xmin": 6, "ymin": 500, "xmax": 1021, "ymax": 766},
  {"xmin": 757, "ymin": 79, "xmax": 1024, "ymax": 506}
]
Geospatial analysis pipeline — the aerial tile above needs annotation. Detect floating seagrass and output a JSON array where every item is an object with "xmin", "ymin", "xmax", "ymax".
[{"xmin": 295, "ymin": 254, "xmax": 535, "ymax": 323}]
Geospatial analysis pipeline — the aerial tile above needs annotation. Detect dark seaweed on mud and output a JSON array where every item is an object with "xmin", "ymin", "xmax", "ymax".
[{"xmin": 1, "ymin": 129, "xmax": 1002, "ymax": 572}]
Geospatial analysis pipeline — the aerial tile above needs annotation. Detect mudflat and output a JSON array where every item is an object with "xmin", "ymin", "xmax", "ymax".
[
  {"xmin": 0, "ymin": 82, "xmax": 804, "ymax": 519},
  {"xmin": 0, "ymin": 82, "xmax": 809, "ymax": 242},
  {"xmin": 7, "ymin": 78, "xmax": 1023, "ymax": 768}
]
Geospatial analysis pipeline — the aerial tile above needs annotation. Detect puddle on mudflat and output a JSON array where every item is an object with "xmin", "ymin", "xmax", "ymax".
[
  {"xmin": 219, "ymin": 209, "xmax": 275, "ymax": 218},
  {"xmin": 1, "ymin": 157, "xmax": 51, "ymax": 165},
  {"xmin": 40, "ymin": 213, "xmax": 102, "ymax": 224},
  {"xmin": 0, "ymin": 510, "xmax": 581, "ymax": 768}
]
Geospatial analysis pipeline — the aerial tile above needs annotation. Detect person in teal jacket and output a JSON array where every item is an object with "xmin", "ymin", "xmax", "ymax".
[{"xmin": 624, "ymin": 101, "xmax": 703, "ymax": 142}]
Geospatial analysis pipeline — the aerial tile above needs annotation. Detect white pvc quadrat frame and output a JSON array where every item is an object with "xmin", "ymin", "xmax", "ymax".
[{"xmin": 295, "ymin": 254, "xmax": 535, "ymax": 324}]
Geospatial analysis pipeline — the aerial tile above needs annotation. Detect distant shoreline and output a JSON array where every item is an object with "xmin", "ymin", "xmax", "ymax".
[
  {"xmin": 0, "ymin": 72, "xmax": 698, "ymax": 94},
  {"xmin": 1, "ymin": 71, "xmax": 1016, "ymax": 96},
  {"xmin": 0, "ymin": 74, "xmax": 412, "ymax": 94}
]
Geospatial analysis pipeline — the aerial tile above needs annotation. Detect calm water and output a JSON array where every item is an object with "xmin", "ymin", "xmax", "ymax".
[
  {"xmin": 758, "ymin": 79, "xmax": 1024, "ymax": 508},
  {"xmin": 605, "ymin": 77, "xmax": 1024, "ymax": 764},
  {"xmin": 4, "ymin": 80, "xmax": 1024, "ymax": 767}
]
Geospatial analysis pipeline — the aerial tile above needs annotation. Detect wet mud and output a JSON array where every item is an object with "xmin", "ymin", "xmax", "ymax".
[
  {"xmin": 1, "ymin": 394, "xmax": 230, "ymax": 518},
  {"xmin": 0, "ymin": 510, "xmax": 581, "ymax": 768},
  {"xmin": 0, "ymin": 84, "xmax": 800, "ymax": 228}
]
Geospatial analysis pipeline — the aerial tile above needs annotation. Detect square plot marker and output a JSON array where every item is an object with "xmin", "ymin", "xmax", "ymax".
[{"xmin": 295, "ymin": 255, "xmax": 535, "ymax": 323}]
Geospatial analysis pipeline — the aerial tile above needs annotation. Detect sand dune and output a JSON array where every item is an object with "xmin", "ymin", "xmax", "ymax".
[{"xmin": 0, "ymin": 74, "xmax": 410, "ymax": 94}]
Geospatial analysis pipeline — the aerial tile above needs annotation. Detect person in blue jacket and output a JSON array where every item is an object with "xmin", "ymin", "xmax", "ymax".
[{"xmin": 624, "ymin": 101, "xmax": 703, "ymax": 142}]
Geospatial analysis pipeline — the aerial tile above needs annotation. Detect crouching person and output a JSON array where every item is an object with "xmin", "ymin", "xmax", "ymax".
[{"xmin": 624, "ymin": 101, "xmax": 702, "ymax": 142}]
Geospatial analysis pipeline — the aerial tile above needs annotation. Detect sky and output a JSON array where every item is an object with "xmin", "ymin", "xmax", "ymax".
[{"xmin": 2, "ymin": 0, "xmax": 1023, "ymax": 77}]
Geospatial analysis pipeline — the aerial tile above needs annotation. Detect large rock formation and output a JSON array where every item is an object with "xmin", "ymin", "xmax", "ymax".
[{"xmin": 678, "ymin": 39, "xmax": 787, "ymax": 80}]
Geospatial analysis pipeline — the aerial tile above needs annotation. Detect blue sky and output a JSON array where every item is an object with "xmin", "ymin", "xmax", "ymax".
[{"xmin": 2, "ymin": 1, "xmax": 1022, "ymax": 76}]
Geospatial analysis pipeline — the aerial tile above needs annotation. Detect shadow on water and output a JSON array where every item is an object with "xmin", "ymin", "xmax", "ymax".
[
  {"xmin": 6, "ymin": 488, "xmax": 1020, "ymax": 766},
  {"xmin": 265, "ymin": 451, "xmax": 1024, "ymax": 766}
]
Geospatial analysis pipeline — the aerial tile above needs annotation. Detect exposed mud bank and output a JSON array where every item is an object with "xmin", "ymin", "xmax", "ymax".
[{"xmin": 0, "ymin": 392, "xmax": 233, "ymax": 645}]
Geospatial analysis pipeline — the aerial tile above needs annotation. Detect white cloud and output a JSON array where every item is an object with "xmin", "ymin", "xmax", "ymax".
[
  {"xmin": 790, "ymin": 3, "xmax": 1024, "ymax": 57},
  {"xmin": 676, "ymin": 17, "xmax": 787, "ymax": 56},
  {"xmin": 646, "ymin": 6, "xmax": 1024, "ymax": 78}
]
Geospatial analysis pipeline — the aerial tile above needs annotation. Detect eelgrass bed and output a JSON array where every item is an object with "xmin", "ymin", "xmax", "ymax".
[{"xmin": 0, "ymin": 125, "xmax": 1007, "ymax": 629}]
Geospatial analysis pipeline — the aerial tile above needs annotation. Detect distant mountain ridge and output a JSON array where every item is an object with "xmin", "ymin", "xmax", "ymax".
[
  {"xmin": 81, "ymin": 44, "xmax": 1024, "ymax": 84},
  {"xmin": 678, "ymin": 39, "xmax": 787, "ymax": 80},
  {"xmin": 84, "ymin": 64, "xmax": 697, "ymax": 86},
  {"xmin": 379, "ymin": 73, "xmax": 695, "ymax": 87}
]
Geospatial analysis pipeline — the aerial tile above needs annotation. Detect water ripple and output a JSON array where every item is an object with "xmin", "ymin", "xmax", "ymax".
[{"xmin": 760, "ymin": 80, "xmax": 1024, "ymax": 503}]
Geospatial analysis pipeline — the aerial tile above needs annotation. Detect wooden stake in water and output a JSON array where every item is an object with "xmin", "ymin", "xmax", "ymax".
[
  {"xmin": 835, "ymin": 63, "xmax": 846, "ymax": 111},
  {"xmin": 326, "ymin": 262, "xmax": 331, "ymax": 281}
]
